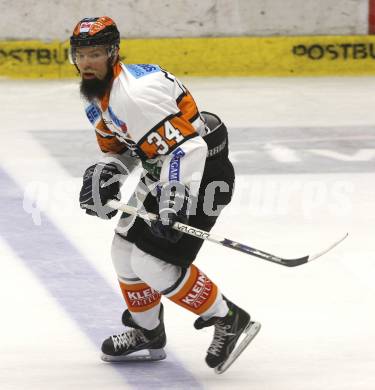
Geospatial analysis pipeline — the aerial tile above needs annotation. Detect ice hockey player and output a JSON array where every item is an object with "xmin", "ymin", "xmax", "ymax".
[{"xmin": 70, "ymin": 16, "xmax": 260, "ymax": 373}]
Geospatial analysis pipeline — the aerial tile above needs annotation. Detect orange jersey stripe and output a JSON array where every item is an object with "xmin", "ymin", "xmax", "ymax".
[
  {"xmin": 139, "ymin": 114, "xmax": 197, "ymax": 159},
  {"xmin": 95, "ymin": 131, "xmax": 127, "ymax": 153},
  {"xmin": 119, "ymin": 281, "xmax": 161, "ymax": 313},
  {"xmin": 177, "ymin": 91, "xmax": 199, "ymax": 123},
  {"xmin": 100, "ymin": 62, "xmax": 122, "ymax": 111},
  {"xmin": 100, "ymin": 89, "xmax": 110, "ymax": 112},
  {"xmin": 96, "ymin": 118, "xmax": 112, "ymax": 133},
  {"xmin": 94, "ymin": 118, "xmax": 128, "ymax": 153}
]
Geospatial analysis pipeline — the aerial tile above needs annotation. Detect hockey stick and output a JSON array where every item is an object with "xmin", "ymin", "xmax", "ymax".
[{"xmin": 107, "ymin": 200, "xmax": 348, "ymax": 267}]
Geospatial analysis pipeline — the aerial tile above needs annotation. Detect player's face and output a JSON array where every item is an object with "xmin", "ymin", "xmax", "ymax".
[{"xmin": 75, "ymin": 46, "xmax": 110, "ymax": 80}]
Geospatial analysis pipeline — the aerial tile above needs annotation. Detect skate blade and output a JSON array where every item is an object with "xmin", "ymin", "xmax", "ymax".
[
  {"xmin": 101, "ymin": 348, "xmax": 167, "ymax": 363},
  {"xmin": 214, "ymin": 321, "xmax": 261, "ymax": 375}
]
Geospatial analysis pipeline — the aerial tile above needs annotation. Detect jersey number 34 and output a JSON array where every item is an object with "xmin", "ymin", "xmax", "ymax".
[{"xmin": 147, "ymin": 121, "xmax": 184, "ymax": 155}]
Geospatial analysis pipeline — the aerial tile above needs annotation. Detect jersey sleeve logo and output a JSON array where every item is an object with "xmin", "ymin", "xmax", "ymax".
[
  {"xmin": 125, "ymin": 64, "xmax": 161, "ymax": 79},
  {"xmin": 85, "ymin": 104, "xmax": 101, "ymax": 125}
]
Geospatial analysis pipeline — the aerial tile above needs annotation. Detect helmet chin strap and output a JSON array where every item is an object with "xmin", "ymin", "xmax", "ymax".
[
  {"xmin": 74, "ymin": 63, "xmax": 81, "ymax": 75},
  {"xmin": 108, "ymin": 46, "xmax": 120, "ymax": 66}
]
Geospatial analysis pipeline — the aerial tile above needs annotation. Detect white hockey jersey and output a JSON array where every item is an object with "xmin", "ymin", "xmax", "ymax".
[{"xmin": 84, "ymin": 62, "xmax": 208, "ymax": 194}]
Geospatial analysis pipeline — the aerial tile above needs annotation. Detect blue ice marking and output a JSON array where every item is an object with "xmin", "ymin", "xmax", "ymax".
[{"xmin": 0, "ymin": 166, "xmax": 203, "ymax": 390}]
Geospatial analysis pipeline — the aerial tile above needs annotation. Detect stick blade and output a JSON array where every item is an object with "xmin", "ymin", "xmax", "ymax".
[
  {"xmin": 279, "ymin": 256, "xmax": 310, "ymax": 267},
  {"xmin": 281, "ymin": 232, "xmax": 349, "ymax": 267},
  {"xmin": 307, "ymin": 232, "xmax": 349, "ymax": 263}
]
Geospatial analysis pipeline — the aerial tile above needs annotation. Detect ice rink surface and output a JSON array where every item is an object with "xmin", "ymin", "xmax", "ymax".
[{"xmin": 0, "ymin": 76, "xmax": 374, "ymax": 390}]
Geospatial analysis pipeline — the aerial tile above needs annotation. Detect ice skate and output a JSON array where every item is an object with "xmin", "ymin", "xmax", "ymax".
[
  {"xmin": 101, "ymin": 304, "xmax": 167, "ymax": 362},
  {"xmin": 194, "ymin": 298, "xmax": 261, "ymax": 374}
]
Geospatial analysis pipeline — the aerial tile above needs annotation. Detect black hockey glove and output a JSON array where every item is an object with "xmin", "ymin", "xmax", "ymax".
[
  {"xmin": 150, "ymin": 182, "xmax": 191, "ymax": 243},
  {"xmin": 79, "ymin": 162, "xmax": 122, "ymax": 219}
]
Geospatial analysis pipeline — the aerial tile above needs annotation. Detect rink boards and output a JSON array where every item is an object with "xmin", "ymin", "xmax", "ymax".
[{"xmin": 1, "ymin": 35, "xmax": 375, "ymax": 78}]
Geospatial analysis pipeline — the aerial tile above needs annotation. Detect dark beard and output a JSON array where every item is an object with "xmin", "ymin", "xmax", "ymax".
[{"xmin": 80, "ymin": 66, "xmax": 114, "ymax": 102}]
